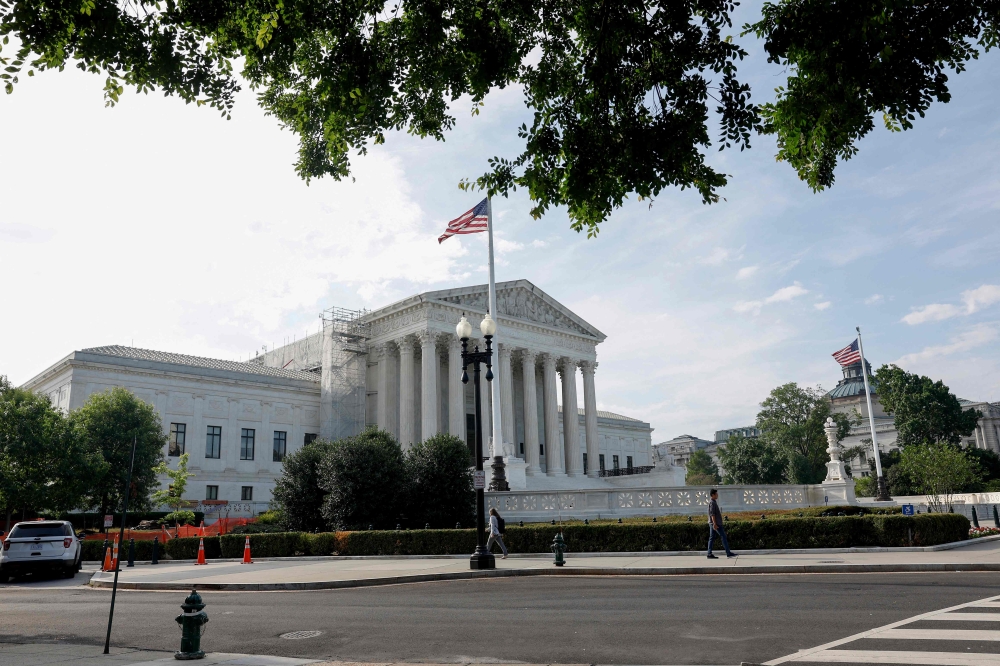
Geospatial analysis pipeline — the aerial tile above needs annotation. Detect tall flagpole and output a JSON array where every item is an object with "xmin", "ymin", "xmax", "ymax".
[
  {"xmin": 485, "ymin": 197, "xmax": 508, "ymax": 491},
  {"xmin": 856, "ymin": 326, "xmax": 890, "ymax": 502}
]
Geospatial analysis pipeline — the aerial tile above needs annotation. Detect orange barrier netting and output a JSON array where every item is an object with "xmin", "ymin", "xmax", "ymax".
[{"xmin": 82, "ymin": 517, "xmax": 256, "ymax": 541}]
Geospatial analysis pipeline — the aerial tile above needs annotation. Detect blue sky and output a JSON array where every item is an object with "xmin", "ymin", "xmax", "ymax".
[{"xmin": 1, "ymin": 2, "xmax": 998, "ymax": 442}]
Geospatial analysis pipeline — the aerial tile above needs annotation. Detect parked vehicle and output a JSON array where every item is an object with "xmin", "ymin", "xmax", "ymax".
[{"xmin": 0, "ymin": 521, "xmax": 82, "ymax": 582}]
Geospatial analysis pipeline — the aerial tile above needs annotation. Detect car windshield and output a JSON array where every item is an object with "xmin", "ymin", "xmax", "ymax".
[{"xmin": 8, "ymin": 523, "xmax": 71, "ymax": 538}]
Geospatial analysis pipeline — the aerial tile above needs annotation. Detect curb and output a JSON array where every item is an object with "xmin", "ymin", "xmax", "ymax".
[
  {"xmin": 88, "ymin": 562, "xmax": 1000, "ymax": 591},
  {"xmin": 82, "ymin": 533, "xmax": 1000, "ymax": 565}
]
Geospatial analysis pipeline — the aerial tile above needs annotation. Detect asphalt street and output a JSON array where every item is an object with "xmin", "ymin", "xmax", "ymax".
[{"xmin": 2, "ymin": 568, "xmax": 999, "ymax": 665}]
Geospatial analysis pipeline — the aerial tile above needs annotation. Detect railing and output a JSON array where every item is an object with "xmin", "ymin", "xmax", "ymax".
[{"xmin": 600, "ymin": 465, "xmax": 654, "ymax": 477}]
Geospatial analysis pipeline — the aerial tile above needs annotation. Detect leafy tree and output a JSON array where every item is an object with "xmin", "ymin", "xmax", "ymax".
[
  {"xmin": 854, "ymin": 475, "xmax": 875, "ymax": 497},
  {"xmin": 899, "ymin": 442, "xmax": 981, "ymax": 510},
  {"xmin": 0, "ymin": 383, "xmax": 101, "ymax": 531},
  {"xmin": 319, "ymin": 427, "xmax": 407, "ymax": 530},
  {"xmin": 744, "ymin": 1, "xmax": 1000, "ymax": 191},
  {"xmin": 406, "ymin": 434, "xmax": 475, "ymax": 528},
  {"xmin": 718, "ymin": 432, "xmax": 787, "ymax": 485},
  {"xmin": 0, "ymin": 0, "xmax": 759, "ymax": 234},
  {"xmin": 840, "ymin": 444, "xmax": 868, "ymax": 479},
  {"xmin": 755, "ymin": 382, "xmax": 852, "ymax": 484},
  {"xmin": 873, "ymin": 365, "xmax": 981, "ymax": 448},
  {"xmin": 272, "ymin": 438, "xmax": 335, "ymax": 532},
  {"xmin": 963, "ymin": 448, "xmax": 1000, "ymax": 491},
  {"xmin": 886, "ymin": 464, "xmax": 918, "ymax": 497},
  {"xmin": 685, "ymin": 449, "xmax": 721, "ymax": 485},
  {"xmin": 71, "ymin": 387, "xmax": 167, "ymax": 524},
  {"xmin": 151, "ymin": 452, "xmax": 195, "ymax": 530}
]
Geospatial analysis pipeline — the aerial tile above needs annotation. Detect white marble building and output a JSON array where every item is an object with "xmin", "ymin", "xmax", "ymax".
[{"xmin": 23, "ymin": 280, "xmax": 669, "ymax": 509}]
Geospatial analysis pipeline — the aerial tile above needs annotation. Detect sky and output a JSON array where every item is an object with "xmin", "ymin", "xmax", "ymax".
[{"xmin": 2, "ymin": 3, "xmax": 999, "ymax": 443}]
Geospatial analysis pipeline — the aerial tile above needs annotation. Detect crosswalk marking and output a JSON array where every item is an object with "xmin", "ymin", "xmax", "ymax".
[
  {"xmin": 765, "ymin": 593, "xmax": 1000, "ymax": 665},
  {"xmin": 794, "ymin": 649, "xmax": 1000, "ymax": 665},
  {"xmin": 931, "ymin": 613, "xmax": 1000, "ymax": 622},
  {"xmin": 875, "ymin": 628, "xmax": 1000, "ymax": 641}
]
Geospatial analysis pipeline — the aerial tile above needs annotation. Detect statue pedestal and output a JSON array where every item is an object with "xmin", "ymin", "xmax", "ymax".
[{"xmin": 504, "ymin": 457, "xmax": 528, "ymax": 490}]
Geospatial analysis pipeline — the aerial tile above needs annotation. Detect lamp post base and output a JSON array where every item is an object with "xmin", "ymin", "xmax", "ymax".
[
  {"xmin": 470, "ymin": 547, "xmax": 496, "ymax": 570},
  {"xmin": 875, "ymin": 475, "xmax": 891, "ymax": 502},
  {"xmin": 489, "ymin": 456, "xmax": 510, "ymax": 492}
]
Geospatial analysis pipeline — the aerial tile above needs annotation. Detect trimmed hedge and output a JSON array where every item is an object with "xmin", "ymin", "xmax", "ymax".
[
  {"xmin": 89, "ymin": 514, "xmax": 966, "ymax": 560},
  {"xmin": 81, "ymin": 537, "xmax": 168, "ymax": 561}
]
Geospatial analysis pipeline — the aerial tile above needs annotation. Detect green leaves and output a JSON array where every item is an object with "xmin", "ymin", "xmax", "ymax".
[{"xmin": 873, "ymin": 364, "xmax": 981, "ymax": 448}]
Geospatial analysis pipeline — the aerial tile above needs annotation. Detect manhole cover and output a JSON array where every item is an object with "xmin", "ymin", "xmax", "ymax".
[{"xmin": 279, "ymin": 631, "xmax": 323, "ymax": 640}]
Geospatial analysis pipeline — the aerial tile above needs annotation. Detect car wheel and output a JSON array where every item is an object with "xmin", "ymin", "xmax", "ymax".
[
  {"xmin": 62, "ymin": 566, "xmax": 76, "ymax": 579},
  {"xmin": 0, "ymin": 570, "xmax": 10, "ymax": 584}
]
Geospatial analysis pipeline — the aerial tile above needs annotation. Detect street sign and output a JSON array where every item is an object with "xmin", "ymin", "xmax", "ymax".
[
  {"xmin": 824, "ymin": 495, "xmax": 828, "ymax": 506},
  {"xmin": 103, "ymin": 515, "xmax": 113, "ymax": 528},
  {"xmin": 902, "ymin": 504, "xmax": 915, "ymax": 516},
  {"xmin": 473, "ymin": 470, "xmax": 486, "ymax": 490}
]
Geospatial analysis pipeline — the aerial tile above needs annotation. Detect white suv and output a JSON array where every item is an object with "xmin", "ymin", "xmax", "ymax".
[{"xmin": 0, "ymin": 520, "xmax": 82, "ymax": 581}]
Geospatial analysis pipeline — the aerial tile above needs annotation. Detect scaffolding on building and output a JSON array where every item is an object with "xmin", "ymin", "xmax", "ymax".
[{"xmin": 319, "ymin": 306, "xmax": 371, "ymax": 440}]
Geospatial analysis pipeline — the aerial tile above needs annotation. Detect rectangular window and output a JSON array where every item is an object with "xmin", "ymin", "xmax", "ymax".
[
  {"xmin": 241, "ymin": 486, "xmax": 253, "ymax": 501},
  {"xmin": 540, "ymin": 443, "xmax": 544, "ymax": 455},
  {"xmin": 205, "ymin": 426, "xmax": 221, "ymax": 459},
  {"xmin": 303, "ymin": 433, "xmax": 318, "ymax": 445},
  {"xmin": 169, "ymin": 423, "xmax": 186, "ymax": 456},
  {"xmin": 519, "ymin": 442, "xmax": 525, "ymax": 456},
  {"xmin": 240, "ymin": 428, "xmax": 255, "ymax": 460},
  {"xmin": 273, "ymin": 431, "xmax": 287, "ymax": 462},
  {"xmin": 583, "ymin": 453, "xmax": 588, "ymax": 475},
  {"xmin": 205, "ymin": 485, "xmax": 218, "ymax": 501},
  {"xmin": 613, "ymin": 455, "xmax": 620, "ymax": 470},
  {"xmin": 626, "ymin": 455, "xmax": 633, "ymax": 469},
  {"xmin": 599, "ymin": 454, "xmax": 606, "ymax": 472}
]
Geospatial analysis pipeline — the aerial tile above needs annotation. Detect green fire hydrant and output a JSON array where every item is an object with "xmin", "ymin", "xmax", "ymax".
[
  {"xmin": 551, "ymin": 531, "xmax": 566, "ymax": 567},
  {"xmin": 174, "ymin": 589, "xmax": 209, "ymax": 660}
]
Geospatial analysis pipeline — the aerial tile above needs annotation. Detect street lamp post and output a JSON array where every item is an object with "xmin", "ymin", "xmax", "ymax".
[{"xmin": 457, "ymin": 313, "xmax": 497, "ymax": 571}]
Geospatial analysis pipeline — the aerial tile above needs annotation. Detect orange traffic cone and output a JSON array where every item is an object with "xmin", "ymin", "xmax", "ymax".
[
  {"xmin": 102, "ymin": 544, "xmax": 112, "ymax": 572},
  {"xmin": 111, "ymin": 537, "xmax": 119, "ymax": 571},
  {"xmin": 241, "ymin": 536, "xmax": 253, "ymax": 564},
  {"xmin": 195, "ymin": 537, "xmax": 207, "ymax": 565},
  {"xmin": 199, "ymin": 521, "xmax": 205, "ymax": 538}
]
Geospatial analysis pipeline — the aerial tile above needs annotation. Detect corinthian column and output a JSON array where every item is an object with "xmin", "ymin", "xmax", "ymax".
[
  {"xmin": 418, "ymin": 331, "xmax": 439, "ymax": 441},
  {"xmin": 560, "ymin": 358, "xmax": 582, "ymax": 476},
  {"xmin": 580, "ymin": 360, "xmax": 600, "ymax": 477},
  {"xmin": 520, "ymin": 350, "xmax": 540, "ymax": 475},
  {"xmin": 499, "ymin": 344, "xmax": 515, "ymax": 454},
  {"xmin": 398, "ymin": 336, "xmax": 416, "ymax": 448},
  {"xmin": 375, "ymin": 344, "xmax": 389, "ymax": 431},
  {"xmin": 540, "ymin": 353, "xmax": 564, "ymax": 476},
  {"xmin": 448, "ymin": 336, "xmax": 465, "ymax": 439}
]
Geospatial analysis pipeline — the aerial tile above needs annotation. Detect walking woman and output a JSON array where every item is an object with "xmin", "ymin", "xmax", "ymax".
[{"xmin": 487, "ymin": 508, "xmax": 508, "ymax": 559}]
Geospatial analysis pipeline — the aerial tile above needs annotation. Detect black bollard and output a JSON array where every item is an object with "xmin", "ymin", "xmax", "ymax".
[
  {"xmin": 928, "ymin": 505, "xmax": 933, "ymax": 513},
  {"xmin": 455, "ymin": 522, "xmax": 461, "ymax": 529},
  {"xmin": 518, "ymin": 521, "xmax": 523, "ymax": 527},
  {"xmin": 994, "ymin": 505, "xmax": 999, "ymax": 528},
  {"xmin": 127, "ymin": 538, "xmax": 135, "ymax": 567},
  {"xmin": 949, "ymin": 506, "xmax": 954, "ymax": 513},
  {"xmin": 973, "ymin": 506, "xmax": 981, "ymax": 528},
  {"xmin": 151, "ymin": 537, "xmax": 159, "ymax": 565}
]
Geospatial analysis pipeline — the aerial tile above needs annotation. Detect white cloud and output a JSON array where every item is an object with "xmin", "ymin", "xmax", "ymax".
[
  {"xmin": 814, "ymin": 301, "xmax": 832, "ymax": 311},
  {"xmin": 865, "ymin": 294, "xmax": 884, "ymax": 305},
  {"xmin": 733, "ymin": 300, "xmax": 763, "ymax": 314},
  {"xmin": 902, "ymin": 284, "xmax": 1000, "ymax": 324},
  {"xmin": 530, "ymin": 239, "xmax": 547, "ymax": 248},
  {"xmin": 700, "ymin": 247, "xmax": 732, "ymax": 266},
  {"xmin": 896, "ymin": 324, "xmax": 999, "ymax": 366},
  {"xmin": 736, "ymin": 265, "xmax": 758, "ymax": 280},
  {"xmin": 734, "ymin": 283, "xmax": 808, "ymax": 315}
]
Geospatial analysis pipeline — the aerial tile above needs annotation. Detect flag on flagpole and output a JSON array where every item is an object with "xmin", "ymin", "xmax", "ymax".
[
  {"xmin": 438, "ymin": 198, "xmax": 489, "ymax": 243},
  {"xmin": 832, "ymin": 339, "xmax": 861, "ymax": 366}
]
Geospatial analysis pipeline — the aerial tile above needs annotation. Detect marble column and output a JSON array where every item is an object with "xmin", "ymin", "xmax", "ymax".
[
  {"xmin": 448, "ymin": 336, "xmax": 465, "ymax": 439},
  {"xmin": 418, "ymin": 331, "xmax": 439, "ymax": 441},
  {"xmin": 375, "ymin": 344, "xmax": 390, "ymax": 432},
  {"xmin": 581, "ymin": 360, "xmax": 600, "ymax": 477},
  {"xmin": 398, "ymin": 336, "xmax": 416, "ymax": 448},
  {"xmin": 385, "ymin": 342, "xmax": 399, "ymax": 439},
  {"xmin": 520, "ymin": 350, "xmax": 540, "ymax": 475},
  {"xmin": 540, "ymin": 353, "xmax": 564, "ymax": 475},
  {"xmin": 499, "ymin": 344, "xmax": 515, "ymax": 454},
  {"xmin": 480, "ymin": 357, "xmax": 492, "ymax": 458},
  {"xmin": 559, "ymin": 358, "xmax": 582, "ymax": 476}
]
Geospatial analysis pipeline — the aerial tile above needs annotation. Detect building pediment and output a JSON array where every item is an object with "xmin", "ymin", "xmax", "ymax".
[{"xmin": 428, "ymin": 280, "xmax": 604, "ymax": 340}]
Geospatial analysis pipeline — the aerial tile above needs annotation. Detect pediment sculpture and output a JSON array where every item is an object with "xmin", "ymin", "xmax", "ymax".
[{"xmin": 438, "ymin": 288, "xmax": 593, "ymax": 336}]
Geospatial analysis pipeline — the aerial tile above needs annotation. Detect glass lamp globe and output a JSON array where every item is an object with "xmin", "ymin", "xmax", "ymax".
[
  {"xmin": 456, "ymin": 315, "xmax": 473, "ymax": 339},
  {"xmin": 480, "ymin": 313, "xmax": 497, "ymax": 337}
]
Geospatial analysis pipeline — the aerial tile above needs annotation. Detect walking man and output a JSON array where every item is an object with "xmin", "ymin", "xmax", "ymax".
[
  {"xmin": 707, "ymin": 489, "xmax": 736, "ymax": 559},
  {"xmin": 487, "ymin": 508, "xmax": 508, "ymax": 559}
]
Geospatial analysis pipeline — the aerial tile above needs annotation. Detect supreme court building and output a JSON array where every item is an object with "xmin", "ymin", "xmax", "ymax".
[{"xmin": 23, "ymin": 280, "xmax": 661, "ymax": 508}]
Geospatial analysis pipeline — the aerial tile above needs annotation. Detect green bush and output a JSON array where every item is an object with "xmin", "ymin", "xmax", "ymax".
[
  {"xmin": 81, "ymin": 537, "xmax": 168, "ymax": 561},
  {"xmin": 320, "ymin": 428, "xmax": 407, "ymax": 530},
  {"xmin": 220, "ymin": 532, "xmax": 307, "ymax": 558},
  {"xmin": 406, "ymin": 434, "xmax": 475, "ymax": 528},
  {"xmin": 164, "ymin": 536, "xmax": 222, "ymax": 560}
]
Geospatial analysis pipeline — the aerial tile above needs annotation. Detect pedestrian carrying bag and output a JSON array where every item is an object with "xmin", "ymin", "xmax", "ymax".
[{"xmin": 497, "ymin": 516, "xmax": 506, "ymax": 534}]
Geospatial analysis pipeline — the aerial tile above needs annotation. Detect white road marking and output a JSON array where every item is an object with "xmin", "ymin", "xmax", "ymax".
[
  {"xmin": 764, "ymin": 593, "xmax": 1000, "ymax": 665},
  {"xmin": 789, "ymin": 649, "xmax": 1000, "ymax": 664},
  {"xmin": 875, "ymin": 628, "xmax": 1000, "ymax": 641},
  {"xmin": 931, "ymin": 614, "xmax": 1000, "ymax": 622}
]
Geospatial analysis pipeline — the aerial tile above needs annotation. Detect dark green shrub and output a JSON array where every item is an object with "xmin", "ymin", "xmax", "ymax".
[
  {"xmin": 272, "ymin": 440, "xmax": 335, "ymax": 532},
  {"xmin": 164, "ymin": 536, "xmax": 222, "ymax": 560},
  {"xmin": 220, "ymin": 532, "xmax": 306, "ymax": 558},
  {"xmin": 82, "ymin": 538, "xmax": 172, "ymax": 561},
  {"xmin": 320, "ymin": 428, "xmax": 407, "ymax": 530},
  {"xmin": 406, "ymin": 434, "xmax": 475, "ymax": 528}
]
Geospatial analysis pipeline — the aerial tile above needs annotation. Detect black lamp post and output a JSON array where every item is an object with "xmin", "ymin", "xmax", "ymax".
[{"xmin": 457, "ymin": 313, "xmax": 497, "ymax": 571}]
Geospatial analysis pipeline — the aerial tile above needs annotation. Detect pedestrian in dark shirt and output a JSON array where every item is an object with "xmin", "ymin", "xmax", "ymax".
[{"xmin": 707, "ymin": 489, "xmax": 736, "ymax": 559}]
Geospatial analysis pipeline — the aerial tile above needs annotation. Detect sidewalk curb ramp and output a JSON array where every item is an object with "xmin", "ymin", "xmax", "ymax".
[{"xmin": 89, "ymin": 561, "xmax": 1000, "ymax": 591}]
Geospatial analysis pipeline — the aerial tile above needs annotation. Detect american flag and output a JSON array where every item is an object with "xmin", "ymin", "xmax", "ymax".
[
  {"xmin": 832, "ymin": 339, "xmax": 862, "ymax": 366},
  {"xmin": 438, "ymin": 198, "xmax": 489, "ymax": 243}
]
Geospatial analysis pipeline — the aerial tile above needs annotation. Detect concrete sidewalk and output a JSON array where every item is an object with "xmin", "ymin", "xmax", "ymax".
[
  {"xmin": 88, "ymin": 537, "xmax": 1000, "ymax": 591},
  {"xmin": 0, "ymin": 642, "xmax": 317, "ymax": 666}
]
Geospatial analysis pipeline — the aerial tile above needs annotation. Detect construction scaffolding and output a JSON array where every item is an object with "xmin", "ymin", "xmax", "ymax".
[{"xmin": 319, "ymin": 306, "xmax": 371, "ymax": 441}]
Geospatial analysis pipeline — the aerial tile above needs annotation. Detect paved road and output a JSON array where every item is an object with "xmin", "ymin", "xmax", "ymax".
[{"xmin": 2, "ymin": 569, "xmax": 1000, "ymax": 665}]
